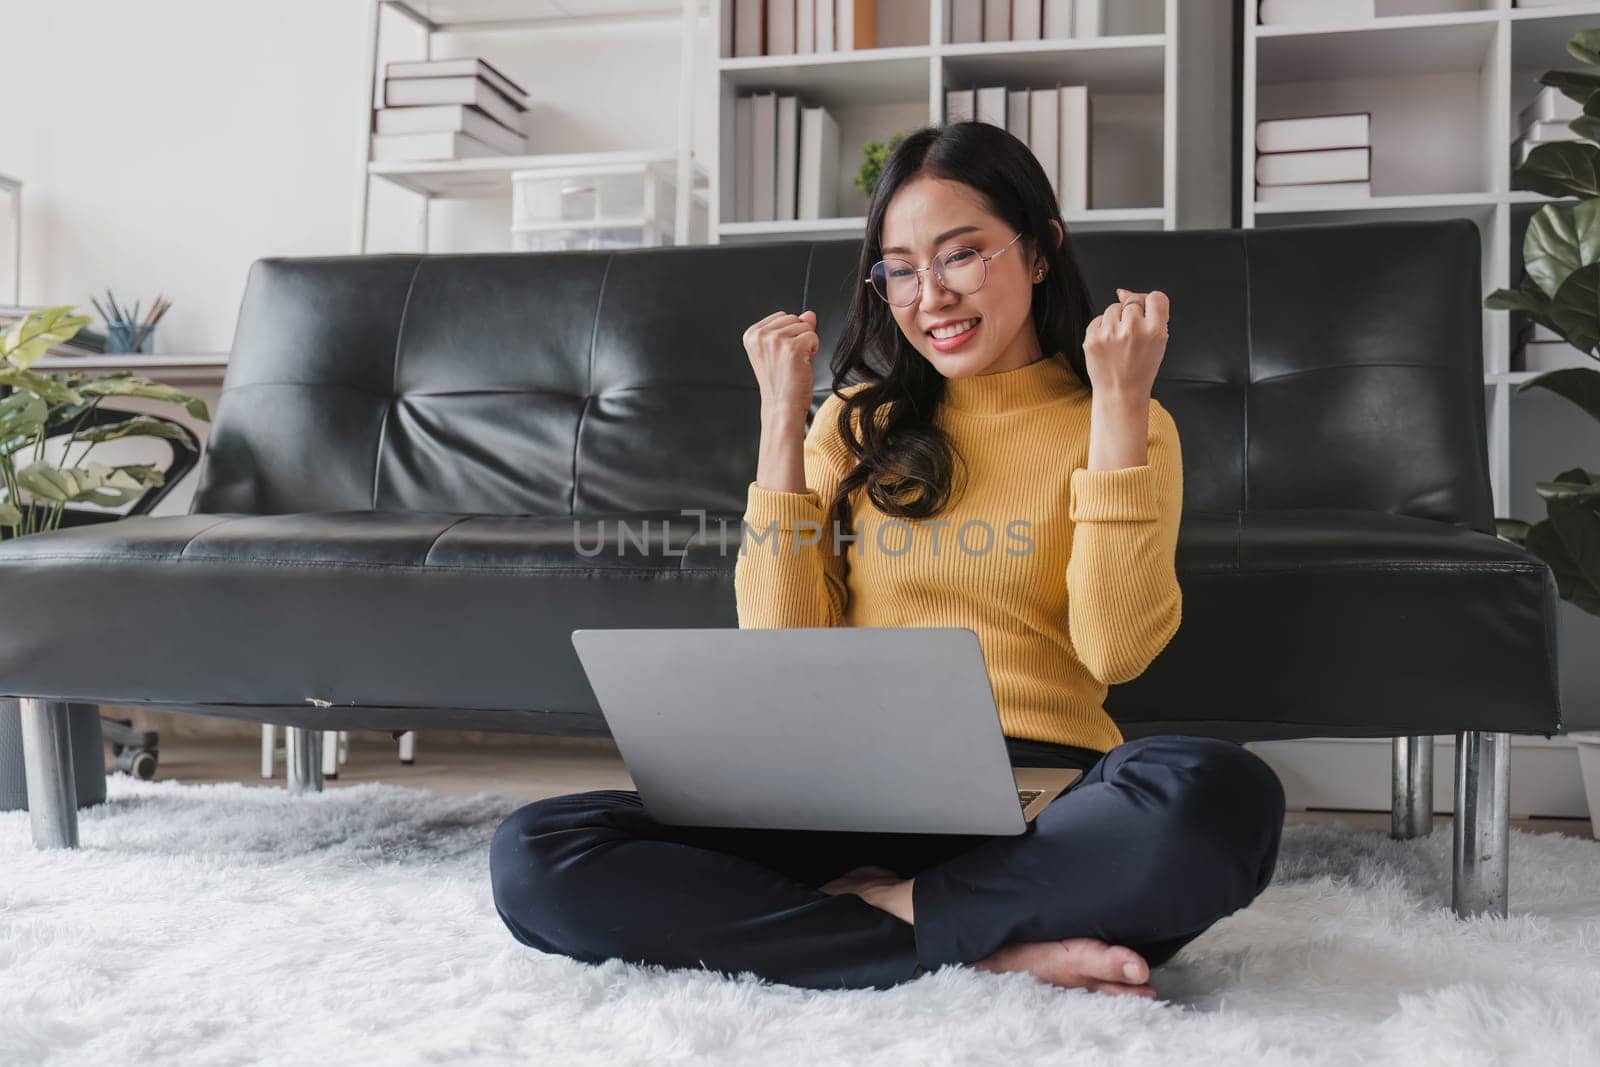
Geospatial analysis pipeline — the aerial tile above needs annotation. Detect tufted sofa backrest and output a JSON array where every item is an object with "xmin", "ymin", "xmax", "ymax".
[{"xmin": 190, "ymin": 218, "xmax": 1493, "ymax": 533}]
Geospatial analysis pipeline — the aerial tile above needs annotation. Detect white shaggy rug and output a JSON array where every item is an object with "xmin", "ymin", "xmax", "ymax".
[{"xmin": 4, "ymin": 774, "xmax": 1600, "ymax": 1066}]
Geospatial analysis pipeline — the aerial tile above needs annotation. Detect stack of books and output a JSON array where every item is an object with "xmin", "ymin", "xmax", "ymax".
[
  {"xmin": 728, "ymin": 0, "xmax": 876, "ymax": 57},
  {"xmin": 1257, "ymin": 0, "xmax": 1373, "ymax": 26},
  {"xmin": 947, "ymin": 86, "xmax": 1090, "ymax": 213},
  {"xmin": 1516, "ymin": 320, "xmax": 1598, "ymax": 374},
  {"xmin": 0, "ymin": 305, "xmax": 106, "ymax": 356},
  {"xmin": 373, "ymin": 58, "xmax": 530, "ymax": 162},
  {"xmin": 948, "ymin": 0, "xmax": 1102, "ymax": 43},
  {"xmin": 1513, "ymin": 85, "xmax": 1584, "ymax": 169},
  {"xmin": 734, "ymin": 92, "xmax": 843, "ymax": 223},
  {"xmin": 1255, "ymin": 112, "xmax": 1372, "ymax": 203}
]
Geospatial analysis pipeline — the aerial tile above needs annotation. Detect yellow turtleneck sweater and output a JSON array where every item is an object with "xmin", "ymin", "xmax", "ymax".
[{"xmin": 731, "ymin": 353, "xmax": 1184, "ymax": 754}]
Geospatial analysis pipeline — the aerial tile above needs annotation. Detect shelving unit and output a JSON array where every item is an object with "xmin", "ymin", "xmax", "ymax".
[
  {"xmin": 354, "ymin": 0, "xmax": 712, "ymax": 253},
  {"xmin": 711, "ymin": 0, "xmax": 1232, "ymax": 243},
  {"xmin": 1240, "ymin": 0, "xmax": 1600, "ymax": 520}
]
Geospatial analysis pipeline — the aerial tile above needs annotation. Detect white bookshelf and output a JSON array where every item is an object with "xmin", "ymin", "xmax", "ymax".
[
  {"xmin": 1240, "ymin": 0, "xmax": 1600, "ymax": 520},
  {"xmin": 711, "ymin": 0, "xmax": 1233, "ymax": 243},
  {"xmin": 354, "ymin": 0, "xmax": 712, "ymax": 253}
]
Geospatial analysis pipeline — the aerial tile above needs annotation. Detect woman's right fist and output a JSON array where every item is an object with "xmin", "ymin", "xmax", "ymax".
[{"xmin": 743, "ymin": 309, "xmax": 819, "ymax": 423}]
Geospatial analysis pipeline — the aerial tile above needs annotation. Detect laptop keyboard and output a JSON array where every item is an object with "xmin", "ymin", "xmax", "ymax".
[{"xmin": 1017, "ymin": 788, "xmax": 1044, "ymax": 809}]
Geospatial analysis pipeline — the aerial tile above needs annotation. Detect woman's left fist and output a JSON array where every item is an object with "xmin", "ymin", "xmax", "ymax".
[{"xmin": 1082, "ymin": 288, "xmax": 1170, "ymax": 397}]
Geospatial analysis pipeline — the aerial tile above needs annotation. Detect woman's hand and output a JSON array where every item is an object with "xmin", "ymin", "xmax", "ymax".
[
  {"xmin": 744, "ymin": 309, "xmax": 819, "ymax": 425},
  {"xmin": 1082, "ymin": 288, "xmax": 1170, "ymax": 399}
]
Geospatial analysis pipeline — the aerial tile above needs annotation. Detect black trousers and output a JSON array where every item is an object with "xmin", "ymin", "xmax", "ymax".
[{"xmin": 489, "ymin": 733, "xmax": 1286, "ymax": 991}]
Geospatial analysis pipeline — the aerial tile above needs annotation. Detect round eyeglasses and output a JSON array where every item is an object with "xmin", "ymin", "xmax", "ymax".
[{"xmin": 865, "ymin": 231, "xmax": 1025, "ymax": 307}]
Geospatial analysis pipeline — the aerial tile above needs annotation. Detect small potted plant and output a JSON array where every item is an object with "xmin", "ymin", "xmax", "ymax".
[{"xmin": 1483, "ymin": 27, "xmax": 1600, "ymax": 838}]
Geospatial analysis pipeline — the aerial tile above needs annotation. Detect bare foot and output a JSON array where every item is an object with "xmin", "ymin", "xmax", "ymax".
[{"xmin": 973, "ymin": 937, "xmax": 1157, "ymax": 998}]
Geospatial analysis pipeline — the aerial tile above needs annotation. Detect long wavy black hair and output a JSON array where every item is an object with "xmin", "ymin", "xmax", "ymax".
[{"xmin": 822, "ymin": 120, "xmax": 1096, "ymax": 541}]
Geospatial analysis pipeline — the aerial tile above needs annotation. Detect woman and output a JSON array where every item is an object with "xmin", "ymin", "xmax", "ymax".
[{"xmin": 490, "ymin": 121, "xmax": 1285, "ymax": 998}]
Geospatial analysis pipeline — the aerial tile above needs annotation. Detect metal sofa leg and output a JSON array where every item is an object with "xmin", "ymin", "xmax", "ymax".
[
  {"xmin": 285, "ymin": 727, "xmax": 324, "ymax": 794},
  {"xmin": 19, "ymin": 698, "xmax": 79, "ymax": 849},
  {"xmin": 1453, "ymin": 730, "xmax": 1510, "ymax": 918},
  {"xmin": 1391, "ymin": 735, "xmax": 1434, "ymax": 839},
  {"xmin": 261, "ymin": 723, "xmax": 276, "ymax": 779}
]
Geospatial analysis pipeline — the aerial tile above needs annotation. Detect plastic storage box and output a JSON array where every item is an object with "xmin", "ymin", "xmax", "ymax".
[{"xmin": 510, "ymin": 158, "xmax": 707, "ymax": 251}]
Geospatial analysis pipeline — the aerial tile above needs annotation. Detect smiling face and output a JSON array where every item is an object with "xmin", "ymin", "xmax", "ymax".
[{"xmin": 876, "ymin": 175, "xmax": 1060, "ymax": 379}]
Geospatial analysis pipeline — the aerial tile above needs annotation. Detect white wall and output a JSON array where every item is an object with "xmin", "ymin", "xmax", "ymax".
[{"xmin": 0, "ymin": 0, "xmax": 718, "ymax": 353}]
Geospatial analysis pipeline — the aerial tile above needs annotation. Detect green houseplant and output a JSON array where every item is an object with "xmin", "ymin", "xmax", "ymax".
[
  {"xmin": 0, "ymin": 304, "xmax": 210, "ymax": 539},
  {"xmin": 855, "ymin": 132, "xmax": 907, "ymax": 200},
  {"xmin": 1484, "ymin": 27, "xmax": 1600, "ymax": 617}
]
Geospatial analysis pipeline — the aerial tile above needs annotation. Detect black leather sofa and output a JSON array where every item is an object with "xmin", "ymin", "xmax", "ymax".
[{"xmin": 4, "ymin": 218, "xmax": 1561, "ymax": 919}]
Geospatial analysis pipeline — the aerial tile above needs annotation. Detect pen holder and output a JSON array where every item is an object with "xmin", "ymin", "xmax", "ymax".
[{"xmin": 106, "ymin": 321, "xmax": 154, "ymax": 354}]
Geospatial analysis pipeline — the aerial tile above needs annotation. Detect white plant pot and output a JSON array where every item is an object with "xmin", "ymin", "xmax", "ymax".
[{"xmin": 1573, "ymin": 731, "xmax": 1600, "ymax": 840}]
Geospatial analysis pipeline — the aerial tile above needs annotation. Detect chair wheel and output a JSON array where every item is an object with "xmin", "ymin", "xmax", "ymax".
[{"xmin": 117, "ymin": 747, "xmax": 158, "ymax": 780}]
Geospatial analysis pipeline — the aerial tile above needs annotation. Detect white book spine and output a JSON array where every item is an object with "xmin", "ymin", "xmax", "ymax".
[
  {"xmin": 946, "ymin": 88, "xmax": 976, "ymax": 124},
  {"xmin": 799, "ymin": 106, "xmax": 841, "ymax": 219},
  {"xmin": 735, "ymin": 0, "xmax": 765, "ymax": 56},
  {"xmin": 1255, "ymin": 180, "xmax": 1371, "ymax": 203},
  {"xmin": 983, "ymin": 0, "xmax": 1010, "ymax": 42},
  {"xmin": 1258, "ymin": 0, "xmax": 1374, "ymax": 25},
  {"xmin": 797, "ymin": 0, "xmax": 815, "ymax": 52},
  {"xmin": 838, "ymin": 0, "xmax": 854, "ymax": 49},
  {"xmin": 1057, "ymin": 85, "xmax": 1089, "ymax": 213},
  {"xmin": 976, "ymin": 86, "xmax": 1007, "ymax": 127},
  {"xmin": 1255, "ymin": 147, "xmax": 1370, "ymax": 185},
  {"xmin": 736, "ymin": 95, "xmax": 754, "ymax": 221},
  {"xmin": 1042, "ymin": 0, "xmax": 1072, "ymax": 38},
  {"xmin": 370, "ymin": 131, "xmax": 499, "ymax": 162},
  {"xmin": 1011, "ymin": 0, "xmax": 1041, "ymax": 40},
  {"xmin": 817, "ymin": 0, "xmax": 835, "ymax": 49},
  {"xmin": 950, "ymin": 0, "xmax": 982, "ymax": 43},
  {"xmin": 722, "ymin": 0, "xmax": 735, "ymax": 57},
  {"xmin": 1522, "ymin": 119, "xmax": 1583, "ymax": 145},
  {"xmin": 1030, "ymin": 88, "xmax": 1060, "ymax": 193},
  {"xmin": 1072, "ymin": 0, "xmax": 1098, "ymax": 36},
  {"xmin": 1255, "ymin": 113, "xmax": 1370, "ymax": 153},
  {"xmin": 1007, "ymin": 90, "xmax": 1031, "ymax": 142},
  {"xmin": 766, "ymin": 0, "xmax": 796, "ymax": 54},
  {"xmin": 753, "ymin": 91, "xmax": 777, "ymax": 221},
  {"xmin": 777, "ymin": 95, "xmax": 799, "ymax": 221}
]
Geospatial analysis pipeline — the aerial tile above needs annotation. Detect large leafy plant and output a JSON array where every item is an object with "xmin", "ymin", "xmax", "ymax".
[
  {"xmin": 0, "ymin": 305, "xmax": 210, "ymax": 538},
  {"xmin": 1485, "ymin": 28, "xmax": 1600, "ymax": 615}
]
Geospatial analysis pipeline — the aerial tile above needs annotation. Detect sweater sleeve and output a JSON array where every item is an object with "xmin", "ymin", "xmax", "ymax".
[
  {"xmin": 1065, "ymin": 396, "xmax": 1184, "ymax": 686},
  {"xmin": 732, "ymin": 390, "xmax": 859, "ymax": 628}
]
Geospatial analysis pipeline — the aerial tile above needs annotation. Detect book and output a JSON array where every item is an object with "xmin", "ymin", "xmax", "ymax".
[
  {"xmin": 797, "ymin": 0, "xmax": 814, "ymax": 52},
  {"xmin": 1521, "ymin": 340, "xmax": 1598, "ymax": 373},
  {"xmin": 1256, "ymin": 146, "xmax": 1370, "ymax": 184},
  {"xmin": 777, "ymin": 95, "xmax": 800, "ymax": 220},
  {"xmin": 1072, "ymin": 0, "xmax": 1098, "ymax": 35},
  {"xmin": 1043, "ymin": 0, "xmax": 1073, "ymax": 39},
  {"xmin": 753, "ymin": 90, "xmax": 778, "ymax": 222},
  {"xmin": 736, "ymin": 95, "xmax": 754, "ymax": 221},
  {"xmin": 383, "ymin": 76, "xmax": 525, "ymax": 132},
  {"xmin": 384, "ymin": 57, "xmax": 527, "ymax": 104},
  {"xmin": 374, "ymin": 103, "xmax": 526, "ymax": 154},
  {"xmin": 1007, "ymin": 90, "xmax": 1031, "ymax": 142},
  {"xmin": 1517, "ymin": 85, "xmax": 1583, "ymax": 131},
  {"xmin": 951, "ymin": 0, "xmax": 982, "ymax": 43},
  {"xmin": 1258, "ymin": 0, "xmax": 1374, "ymax": 26},
  {"xmin": 370, "ymin": 130, "xmax": 502, "ymax": 162},
  {"xmin": 1030, "ymin": 87, "xmax": 1060, "ymax": 193},
  {"xmin": 1522, "ymin": 118, "xmax": 1583, "ymax": 144},
  {"xmin": 1256, "ymin": 112, "xmax": 1370, "ymax": 153},
  {"xmin": 1256, "ymin": 179, "xmax": 1372, "ymax": 202},
  {"xmin": 767, "ymin": 0, "xmax": 796, "ymax": 54},
  {"xmin": 1012, "ymin": 0, "xmax": 1042, "ymax": 40},
  {"xmin": 946, "ymin": 88, "xmax": 976, "ymax": 123},
  {"xmin": 983, "ymin": 0, "xmax": 1009, "ymax": 42},
  {"xmin": 798, "ymin": 106, "xmax": 841, "ymax": 219},
  {"xmin": 818, "ymin": 0, "xmax": 836, "ymax": 50},
  {"xmin": 977, "ymin": 85, "xmax": 1007, "ymax": 127},
  {"xmin": 735, "ymin": 0, "xmax": 765, "ymax": 57},
  {"xmin": 1058, "ymin": 85, "xmax": 1090, "ymax": 213},
  {"xmin": 838, "ymin": 0, "xmax": 877, "ymax": 49}
]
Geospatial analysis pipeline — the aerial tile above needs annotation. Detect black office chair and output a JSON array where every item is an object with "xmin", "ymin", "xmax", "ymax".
[{"xmin": 0, "ymin": 397, "xmax": 201, "ymax": 779}]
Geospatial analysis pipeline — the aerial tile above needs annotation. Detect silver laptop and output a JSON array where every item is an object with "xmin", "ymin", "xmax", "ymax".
[{"xmin": 569, "ymin": 626, "xmax": 1080, "ymax": 835}]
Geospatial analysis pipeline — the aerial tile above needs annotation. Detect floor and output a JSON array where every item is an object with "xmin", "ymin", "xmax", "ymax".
[{"xmin": 128, "ymin": 732, "xmax": 1597, "ymax": 840}]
